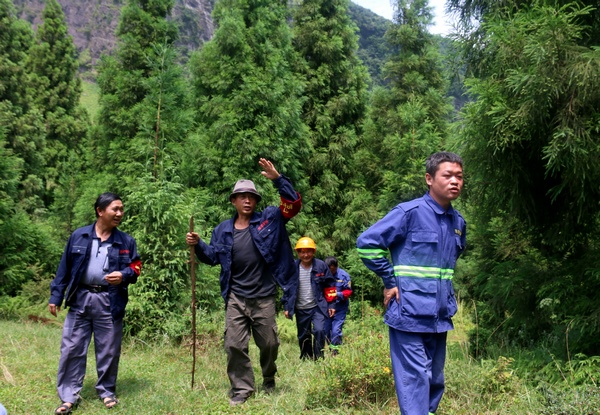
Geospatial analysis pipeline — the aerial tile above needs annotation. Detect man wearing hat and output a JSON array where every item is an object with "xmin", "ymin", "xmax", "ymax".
[{"xmin": 186, "ymin": 158, "xmax": 301, "ymax": 406}]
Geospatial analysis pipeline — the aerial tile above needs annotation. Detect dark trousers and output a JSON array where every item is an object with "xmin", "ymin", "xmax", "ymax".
[
  {"xmin": 330, "ymin": 309, "xmax": 347, "ymax": 346},
  {"xmin": 295, "ymin": 306, "xmax": 330, "ymax": 360},
  {"xmin": 224, "ymin": 293, "xmax": 279, "ymax": 400}
]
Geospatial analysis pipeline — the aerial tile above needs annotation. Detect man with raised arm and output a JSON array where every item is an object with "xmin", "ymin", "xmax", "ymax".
[{"xmin": 186, "ymin": 158, "xmax": 301, "ymax": 406}]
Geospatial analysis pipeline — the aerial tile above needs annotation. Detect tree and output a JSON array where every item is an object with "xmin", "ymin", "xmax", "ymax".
[
  {"xmin": 26, "ymin": 0, "xmax": 89, "ymax": 228},
  {"xmin": 187, "ymin": 0, "xmax": 309, "ymax": 200},
  {"xmin": 291, "ymin": 0, "xmax": 369, "ymax": 250},
  {"xmin": 95, "ymin": 0, "xmax": 186, "ymax": 187},
  {"xmin": 90, "ymin": 0, "xmax": 195, "ymax": 338},
  {"xmin": 359, "ymin": 0, "xmax": 452, "ymax": 212},
  {"xmin": 0, "ymin": 0, "xmax": 46, "ymax": 213},
  {"xmin": 453, "ymin": 1, "xmax": 600, "ymax": 354}
]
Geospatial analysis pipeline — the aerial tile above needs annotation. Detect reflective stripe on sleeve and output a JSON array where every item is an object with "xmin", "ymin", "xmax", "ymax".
[{"xmin": 357, "ymin": 248, "xmax": 388, "ymax": 259}]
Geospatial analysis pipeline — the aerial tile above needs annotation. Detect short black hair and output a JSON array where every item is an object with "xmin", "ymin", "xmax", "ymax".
[
  {"xmin": 426, "ymin": 152, "xmax": 463, "ymax": 177},
  {"xmin": 324, "ymin": 256, "xmax": 338, "ymax": 267},
  {"xmin": 94, "ymin": 192, "xmax": 122, "ymax": 217}
]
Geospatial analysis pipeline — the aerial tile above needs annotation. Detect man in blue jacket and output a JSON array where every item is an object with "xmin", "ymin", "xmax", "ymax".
[
  {"xmin": 285, "ymin": 237, "xmax": 336, "ymax": 360},
  {"xmin": 324, "ymin": 256, "xmax": 352, "ymax": 355},
  {"xmin": 357, "ymin": 152, "xmax": 466, "ymax": 415},
  {"xmin": 186, "ymin": 158, "xmax": 301, "ymax": 406},
  {"xmin": 49, "ymin": 192, "xmax": 141, "ymax": 414}
]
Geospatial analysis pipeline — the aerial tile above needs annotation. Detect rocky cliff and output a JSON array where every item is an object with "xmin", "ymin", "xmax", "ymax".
[
  {"xmin": 12, "ymin": 0, "xmax": 389, "ymax": 84},
  {"xmin": 13, "ymin": 0, "xmax": 215, "ymax": 63}
]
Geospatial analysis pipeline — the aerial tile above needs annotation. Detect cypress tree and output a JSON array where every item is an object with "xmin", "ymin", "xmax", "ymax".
[
  {"xmin": 187, "ymin": 0, "xmax": 309, "ymax": 200},
  {"xmin": 26, "ymin": 0, "xmax": 89, "ymax": 218},
  {"xmin": 359, "ymin": 0, "xmax": 452, "ymax": 212},
  {"xmin": 291, "ymin": 0, "xmax": 369, "ymax": 250},
  {"xmin": 95, "ymin": 0, "xmax": 187, "ymax": 187},
  {"xmin": 0, "ymin": 0, "xmax": 46, "ymax": 213},
  {"xmin": 450, "ymin": 1, "xmax": 600, "ymax": 354}
]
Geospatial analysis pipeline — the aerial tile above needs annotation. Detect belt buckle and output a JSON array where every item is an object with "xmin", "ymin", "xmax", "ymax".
[{"xmin": 87, "ymin": 285, "xmax": 104, "ymax": 293}]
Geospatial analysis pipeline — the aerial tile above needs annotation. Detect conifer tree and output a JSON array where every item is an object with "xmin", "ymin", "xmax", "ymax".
[
  {"xmin": 95, "ymin": 0, "xmax": 188, "ymax": 187},
  {"xmin": 0, "ymin": 0, "xmax": 46, "ymax": 213},
  {"xmin": 26, "ymin": 0, "xmax": 89, "ymax": 218},
  {"xmin": 291, "ymin": 0, "xmax": 369, "ymax": 249},
  {"xmin": 359, "ymin": 0, "xmax": 452, "ymax": 212},
  {"xmin": 187, "ymin": 0, "xmax": 308, "ymax": 201},
  {"xmin": 90, "ymin": 0, "xmax": 194, "ymax": 338}
]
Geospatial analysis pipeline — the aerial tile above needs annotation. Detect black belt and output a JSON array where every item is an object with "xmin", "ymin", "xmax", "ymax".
[{"xmin": 81, "ymin": 284, "xmax": 109, "ymax": 293}]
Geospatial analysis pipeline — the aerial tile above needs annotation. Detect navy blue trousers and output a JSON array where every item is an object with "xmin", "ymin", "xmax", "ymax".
[
  {"xmin": 389, "ymin": 329, "xmax": 447, "ymax": 415},
  {"xmin": 295, "ymin": 306, "xmax": 330, "ymax": 360}
]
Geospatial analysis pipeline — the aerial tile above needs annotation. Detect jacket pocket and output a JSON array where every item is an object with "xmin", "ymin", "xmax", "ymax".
[
  {"xmin": 400, "ymin": 278, "xmax": 438, "ymax": 317},
  {"xmin": 214, "ymin": 244, "xmax": 231, "ymax": 269},
  {"xmin": 71, "ymin": 245, "xmax": 86, "ymax": 255},
  {"xmin": 408, "ymin": 231, "xmax": 438, "ymax": 264},
  {"xmin": 384, "ymin": 297, "xmax": 403, "ymax": 327}
]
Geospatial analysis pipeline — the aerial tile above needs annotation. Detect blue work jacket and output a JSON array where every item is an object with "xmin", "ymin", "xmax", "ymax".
[
  {"xmin": 293, "ymin": 258, "xmax": 336, "ymax": 316},
  {"xmin": 357, "ymin": 192, "xmax": 466, "ymax": 333},
  {"xmin": 49, "ymin": 223, "xmax": 141, "ymax": 320},
  {"xmin": 332, "ymin": 267, "xmax": 352, "ymax": 313},
  {"xmin": 194, "ymin": 175, "xmax": 301, "ymax": 316}
]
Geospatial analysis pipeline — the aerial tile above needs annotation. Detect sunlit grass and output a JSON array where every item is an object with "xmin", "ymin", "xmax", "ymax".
[
  {"xmin": 80, "ymin": 80, "xmax": 100, "ymax": 122},
  {"xmin": 0, "ymin": 301, "xmax": 572, "ymax": 415}
]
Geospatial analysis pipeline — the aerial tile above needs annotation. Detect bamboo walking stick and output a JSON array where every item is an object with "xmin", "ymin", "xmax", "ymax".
[{"xmin": 189, "ymin": 216, "xmax": 197, "ymax": 389}]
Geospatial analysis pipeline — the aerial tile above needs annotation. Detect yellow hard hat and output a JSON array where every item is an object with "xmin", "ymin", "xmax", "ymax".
[{"xmin": 295, "ymin": 237, "xmax": 316, "ymax": 251}]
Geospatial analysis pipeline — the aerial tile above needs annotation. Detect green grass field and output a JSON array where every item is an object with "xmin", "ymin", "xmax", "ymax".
[
  {"xmin": 0, "ymin": 304, "xmax": 571, "ymax": 415},
  {"xmin": 80, "ymin": 80, "xmax": 100, "ymax": 122}
]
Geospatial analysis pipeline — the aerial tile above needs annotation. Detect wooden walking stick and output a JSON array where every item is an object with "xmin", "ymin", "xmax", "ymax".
[{"xmin": 189, "ymin": 216, "xmax": 197, "ymax": 389}]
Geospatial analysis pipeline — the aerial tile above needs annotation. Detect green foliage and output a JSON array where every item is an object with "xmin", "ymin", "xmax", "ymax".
[
  {"xmin": 0, "ymin": 211, "xmax": 61, "ymax": 297},
  {"xmin": 456, "ymin": 1, "xmax": 600, "ymax": 355},
  {"xmin": 459, "ymin": 2, "xmax": 600, "ymax": 236},
  {"xmin": 305, "ymin": 314, "xmax": 395, "ymax": 410},
  {"xmin": 292, "ymin": 0, "xmax": 369, "ymax": 252},
  {"xmin": 0, "ymin": 0, "xmax": 46, "ymax": 213},
  {"xmin": 188, "ymin": 0, "xmax": 309, "ymax": 196},
  {"xmin": 95, "ymin": 0, "xmax": 185, "ymax": 186},
  {"xmin": 122, "ymin": 177, "xmax": 201, "ymax": 339},
  {"xmin": 26, "ymin": 0, "xmax": 89, "ymax": 214},
  {"xmin": 480, "ymin": 356, "xmax": 521, "ymax": 398},
  {"xmin": 358, "ymin": 0, "xmax": 452, "ymax": 220}
]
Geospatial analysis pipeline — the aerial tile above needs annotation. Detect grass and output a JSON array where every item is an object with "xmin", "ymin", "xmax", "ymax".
[
  {"xmin": 80, "ymin": 80, "xmax": 100, "ymax": 122},
  {"xmin": 1, "ymin": 315, "xmax": 385, "ymax": 415},
  {"xmin": 0, "ymin": 302, "xmax": 576, "ymax": 415}
]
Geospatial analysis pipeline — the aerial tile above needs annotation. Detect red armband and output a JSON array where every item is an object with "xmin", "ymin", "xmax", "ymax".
[
  {"xmin": 129, "ymin": 259, "xmax": 142, "ymax": 276},
  {"xmin": 341, "ymin": 288, "xmax": 352, "ymax": 300},
  {"xmin": 324, "ymin": 286, "xmax": 337, "ymax": 303},
  {"xmin": 280, "ymin": 193, "xmax": 302, "ymax": 219}
]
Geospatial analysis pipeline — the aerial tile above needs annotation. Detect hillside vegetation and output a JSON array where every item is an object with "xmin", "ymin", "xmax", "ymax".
[{"xmin": 1, "ymin": 0, "xmax": 600, "ymax": 413}]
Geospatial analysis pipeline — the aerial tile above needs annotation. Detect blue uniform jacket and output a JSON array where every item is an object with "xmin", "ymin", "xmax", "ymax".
[
  {"xmin": 49, "ymin": 223, "xmax": 141, "ymax": 320},
  {"xmin": 293, "ymin": 258, "xmax": 336, "ymax": 316},
  {"xmin": 194, "ymin": 175, "xmax": 302, "ymax": 316},
  {"xmin": 332, "ymin": 267, "xmax": 352, "ymax": 313},
  {"xmin": 357, "ymin": 192, "xmax": 466, "ymax": 333}
]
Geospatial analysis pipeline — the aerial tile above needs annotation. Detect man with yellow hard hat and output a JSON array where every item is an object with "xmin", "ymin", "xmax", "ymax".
[{"xmin": 285, "ymin": 237, "xmax": 336, "ymax": 360}]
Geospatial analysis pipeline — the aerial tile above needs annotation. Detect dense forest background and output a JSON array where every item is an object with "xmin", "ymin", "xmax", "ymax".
[{"xmin": 1, "ymin": 0, "xmax": 600, "ymax": 388}]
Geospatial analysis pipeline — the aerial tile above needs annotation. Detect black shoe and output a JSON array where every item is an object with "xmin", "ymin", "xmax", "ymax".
[
  {"xmin": 263, "ymin": 380, "xmax": 275, "ymax": 394},
  {"xmin": 229, "ymin": 397, "xmax": 247, "ymax": 406}
]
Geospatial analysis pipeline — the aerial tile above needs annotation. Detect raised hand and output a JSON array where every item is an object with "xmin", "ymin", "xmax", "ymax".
[{"xmin": 259, "ymin": 158, "xmax": 280, "ymax": 181}]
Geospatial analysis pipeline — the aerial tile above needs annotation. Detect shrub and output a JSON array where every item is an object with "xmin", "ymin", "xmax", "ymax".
[{"xmin": 305, "ymin": 311, "xmax": 395, "ymax": 410}]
